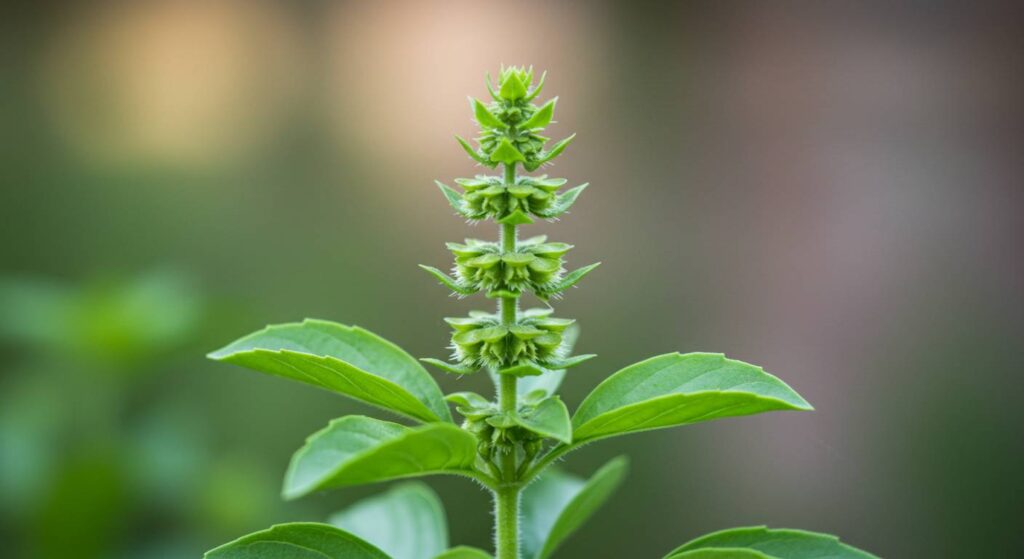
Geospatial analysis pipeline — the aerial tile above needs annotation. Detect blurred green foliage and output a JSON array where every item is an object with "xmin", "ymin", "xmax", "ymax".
[{"xmin": 0, "ymin": 271, "xmax": 278, "ymax": 558}]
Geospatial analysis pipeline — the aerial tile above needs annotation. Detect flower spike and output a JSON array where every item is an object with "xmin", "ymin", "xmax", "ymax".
[{"xmin": 426, "ymin": 67, "xmax": 595, "ymax": 418}]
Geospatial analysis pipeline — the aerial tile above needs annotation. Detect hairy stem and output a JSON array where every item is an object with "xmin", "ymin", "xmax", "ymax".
[
  {"xmin": 495, "ymin": 162, "xmax": 521, "ymax": 559},
  {"xmin": 495, "ymin": 484, "xmax": 520, "ymax": 559}
]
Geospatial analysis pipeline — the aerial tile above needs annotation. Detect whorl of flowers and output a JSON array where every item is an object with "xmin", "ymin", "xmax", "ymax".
[
  {"xmin": 433, "ymin": 66, "xmax": 587, "ymax": 226},
  {"xmin": 422, "ymin": 66, "xmax": 596, "ymax": 378}
]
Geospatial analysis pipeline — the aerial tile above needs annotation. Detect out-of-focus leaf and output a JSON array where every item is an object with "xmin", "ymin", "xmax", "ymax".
[
  {"xmin": 209, "ymin": 319, "xmax": 451, "ymax": 423},
  {"xmin": 283, "ymin": 416, "xmax": 477, "ymax": 499},
  {"xmin": 33, "ymin": 454, "xmax": 129, "ymax": 559},
  {"xmin": 664, "ymin": 526, "xmax": 879, "ymax": 559},
  {"xmin": 521, "ymin": 456, "xmax": 629, "ymax": 559},
  {"xmin": 0, "ymin": 277, "xmax": 73, "ymax": 348},
  {"xmin": 0, "ymin": 270, "xmax": 201, "ymax": 366},
  {"xmin": 0, "ymin": 372, "xmax": 63, "ymax": 512},
  {"xmin": 329, "ymin": 483, "xmax": 447, "ymax": 559},
  {"xmin": 572, "ymin": 353, "xmax": 812, "ymax": 443},
  {"xmin": 668, "ymin": 551, "xmax": 770, "ymax": 559},
  {"xmin": 434, "ymin": 547, "xmax": 492, "ymax": 559},
  {"xmin": 204, "ymin": 523, "xmax": 389, "ymax": 558}
]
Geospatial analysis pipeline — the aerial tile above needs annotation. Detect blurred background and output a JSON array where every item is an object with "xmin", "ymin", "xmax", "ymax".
[{"xmin": 1, "ymin": 1, "xmax": 1021, "ymax": 557}]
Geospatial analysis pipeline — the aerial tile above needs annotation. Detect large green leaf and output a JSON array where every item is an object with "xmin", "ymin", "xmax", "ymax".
[
  {"xmin": 204, "ymin": 522, "xmax": 390, "ymax": 559},
  {"xmin": 664, "ymin": 526, "xmax": 879, "ymax": 559},
  {"xmin": 284, "ymin": 416, "xmax": 478, "ymax": 499},
  {"xmin": 668, "ymin": 551, "xmax": 769, "ymax": 559},
  {"xmin": 572, "ymin": 353, "xmax": 812, "ymax": 442},
  {"xmin": 329, "ymin": 482, "xmax": 447, "ymax": 559},
  {"xmin": 521, "ymin": 456, "xmax": 628, "ymax": 559},
  {"xmin": 433, "ymin": 547, "xmax": 492, "ymax": 559},
  {"xmin": 209, "ymin": 319, "xmax": 451, "ymax": 423}
]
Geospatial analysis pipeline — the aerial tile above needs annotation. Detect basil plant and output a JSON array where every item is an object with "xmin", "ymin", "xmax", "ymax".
[{"xmin": 205, "ymin": 67, "xmax": 878, "ymax": 559}]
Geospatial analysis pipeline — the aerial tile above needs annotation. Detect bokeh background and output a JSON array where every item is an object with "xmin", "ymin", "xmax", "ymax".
[{"xmin": 2, "ymin": 1, "xmax": 1022, "ymax": 557}]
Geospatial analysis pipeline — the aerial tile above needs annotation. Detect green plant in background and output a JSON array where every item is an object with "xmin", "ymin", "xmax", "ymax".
[
  {"xmin": 0, "ymin": 271, "xmax": 277, "ymax": 558},
  {"xmin": 205, "ymin": 67, "xmax": 877, "ymax": 559}
]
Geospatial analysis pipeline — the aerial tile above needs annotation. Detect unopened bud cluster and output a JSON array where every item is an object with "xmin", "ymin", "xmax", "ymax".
[
  {"xmin": 448, "ymin": 308, "xmax": 572, "ymax": 373},
  {"xmin": 450, "ymin": 175, "xmax": 580, "ymax": 222},
  {"xmin": 446, "ymin": 235, "xmax": 568, "ymax": 298},
  {"xmin": 447, "ymin": 390, "xmax": 549, "ymax": 468}
]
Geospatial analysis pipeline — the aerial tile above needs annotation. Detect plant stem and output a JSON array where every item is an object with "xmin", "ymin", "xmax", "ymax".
[
  {"xmin": 495, "ymin": 162, "xmax": 521, "ymax": 559},
  {"xmin": 495, "ymin": 484, "xmax": 520, "ymax": 559}
]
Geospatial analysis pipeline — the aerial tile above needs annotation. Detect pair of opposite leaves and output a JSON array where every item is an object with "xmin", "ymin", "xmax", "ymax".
[
  {"xmin": 208, "ymin": 319, "xmax": 811, "ymax": 498},
  {"xmin": 208, "ymin": 318, "xmax": 813, "ymax": 451},
  {"xmin": 206, "ymin": 472, "xmax": 876, "ymax": 559},
  {"xmin": 209, "ymin": 457, "xmax": 628, "ymax": 559}
]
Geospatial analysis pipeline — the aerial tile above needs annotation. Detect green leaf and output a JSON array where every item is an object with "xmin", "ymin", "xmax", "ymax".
[
  {"xmin": 499, "ymin": 73, "xmax": 527, "ymax": 100},
  {"xmin": 434, "ymin": 181, "xmax": 471, "ymax": 218},
  {"xmin": 329, "ymin": 482, "xmax": 447, "ymax": 559},
  {"xmin": 419, "ymin": 265, "xmax": 477, "ymax": 296},
  {"xmin": 664, "ymin": 526, "xmax": 879, "ymax": 559},
  {"xmin": 471, "ymin": 98, "xmax": 504, "ymax": 129},
  {"xmin": 525, "ymin": 134, "xmax": 575, "ymax": 171},
  {"xmin": 541, "ymin": 354, "xmax": 596, "ymax": 370},
  {"xmin": 484, "ymin": 73, "xmax": 500, "ymax": 101},
  {"xmin": 538, "ymin": 263, "xmax": 600, "ymax": 298},
  {"xmin": 536, "ymin": 184, "xmax": 588, "ymax": 219},
  {"xmin": 490, "ymin": 138, "xmax": 527, "ymax": 165},
  {"xmin": 669, "ymin": 551, "xmax": 770, "ymax": 559},
  {"xmin": 497, "ymin": 209, "xmax": 534, "ymax": 225},
  {"xmin": 204, "ymin": 522, "xmax": 389, "ymax": 559},
  {"xmin": 525, "ymin": 71, "xmax": 547, "ymax": 101},
  {"xmin": 501, "ymin": 353, "xmax": 593, "ymax": 379},
  {"xmin": 421, "ymin": 358, "xmax": 480, "ymax": 376},
  {"xmin": 455, "ymin": 136, "xmax": 493, "ymax": 167},
  {"xmin": 496, "ymin": 363, "xmax": 546, "ymax": 377},
  {"xmin": 209, "ymin": 319, "xmax": 451, "ymax": 423},
  {"xmin": 445, "ymin": 391, "xmax": 491, "ymax": 410},
  {"xmin": 517, "ymin": 325, "xmax": 579, "ymax": 397},
  {"xmin": 434, "ymin": 547, "xmax": 493, "ymax": 559},
  {"xmin": 515, "ymin": 396, "xmax": 572, "ymax": 444},
  {"xmin": 572, "ymin": 353, "xmax": 812, "ymax": 443},
  {"xmin": 521, "ymin": 98, "xmax": 556, "ymax": 130},
  {"xmin": 521, "ymin": 456, "xmax": 629, "ymax": 559},
  {"xmin": 283, "ymin": 416, "xmax": 478, "ymax": 499}
]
